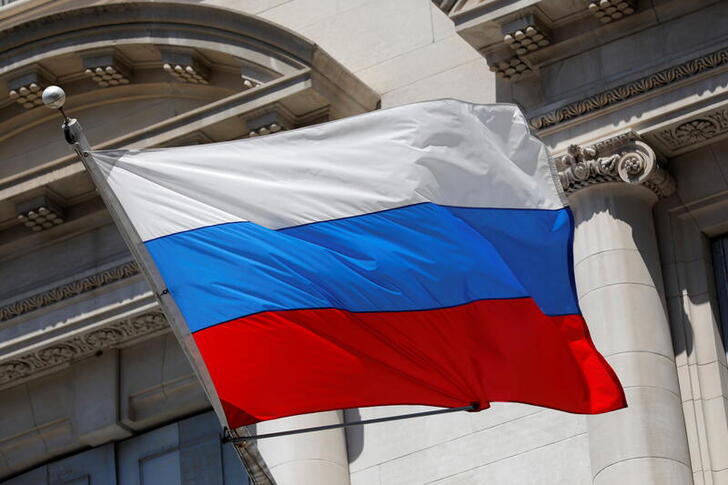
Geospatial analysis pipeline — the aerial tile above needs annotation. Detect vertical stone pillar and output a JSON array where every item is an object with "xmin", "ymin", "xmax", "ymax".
[
  {"xmin": 556, "ymin": 137, "xmax": 692, "ymax": 484},
  {"xmin": 253, "ymin": 411, "xmax": 351, "ymax": 485}
]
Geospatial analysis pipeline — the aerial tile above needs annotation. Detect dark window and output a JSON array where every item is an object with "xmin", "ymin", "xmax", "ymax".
[{"xmin": 712, "ymin": 235, "xmax": 728, "ymax": 353}]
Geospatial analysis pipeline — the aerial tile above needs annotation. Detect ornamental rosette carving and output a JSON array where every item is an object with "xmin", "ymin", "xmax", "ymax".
[
  {"xmin": 656, "ymin": 109, "xmax": 728, "ymax": 150},
  {"xmin": 37, "ymin": 344, "xmax": 77, "ymax": 365},
  {"xmin": 129, "ymin": 312, "xmax": 167, "ymax": 333},
  {"xmin": 556, "ymin": 136, "xmax": 676, "ymax": 198},
  {"xmin": 0, "ymin": 361, "xmax": 32, "ymax": 382},
  {"xmin": 84, "ymin": 328, "xmax": 124, "ymax": 347},
  {"xmin": 0, "ymin": 310, "xmax": 169, "ymax": 387}
]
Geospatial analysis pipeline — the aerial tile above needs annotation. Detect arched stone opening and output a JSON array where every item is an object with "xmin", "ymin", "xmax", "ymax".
[
  {"xmin": 0, "ymin": 3, "xmax": 377, "ymax": 481},
  {"xmin": 0, "ymin": 1, "xmax": 378, "ymax": 244}
]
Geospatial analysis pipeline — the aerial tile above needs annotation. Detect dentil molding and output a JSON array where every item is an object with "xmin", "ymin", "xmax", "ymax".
[{"xmin": 555, "ymin": 133, "xmax": 676, "ymax": 198}]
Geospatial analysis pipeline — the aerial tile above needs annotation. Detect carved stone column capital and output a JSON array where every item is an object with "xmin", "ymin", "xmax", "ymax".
[{"xmin": 555, "ymin": 133, "xmax": 676, "ymax": 199}]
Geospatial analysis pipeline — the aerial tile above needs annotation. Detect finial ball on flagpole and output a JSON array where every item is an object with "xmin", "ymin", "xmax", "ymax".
[{"xmin": 42, "ymin": 86, "xmax": 66, "ymax": 109}]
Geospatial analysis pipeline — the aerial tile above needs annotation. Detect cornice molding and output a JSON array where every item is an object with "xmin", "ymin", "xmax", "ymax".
[
  {"xmin": 0, "ymin": 310, "xmax": 168, "ymax": 389},
  {"xmin": 0, "ymin": 261, "xmax": 140, "ymax": 322},
  {"xmin": 555, "ymin": 133, "xmax": 676, "ymax": 198},
  {"xmin": 529, "ymin": 47, "xmax": 728, "ymax": 130},
  {"xmin": 0, "ymin": 3, "xmax": 315, "ymax": 66}
]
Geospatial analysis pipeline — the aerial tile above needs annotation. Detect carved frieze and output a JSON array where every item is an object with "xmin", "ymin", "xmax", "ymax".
[
  {"xmin": 0, "ymin": 261, "xmax": 140, "ymax": 322},
  {"xmin": 0, "ymin": 311, "xmax": 168, "ymax": 388},
  {"xmin": 530, "ymin": 47, "xmax": 728, "ymax": 130},
  {"xmin": 556, "ymin": 134, "xmax": 676, "ymax": 198},
  {"xmin": 654, "ymin": 109, "xmax": 728, "ymax": 150}
]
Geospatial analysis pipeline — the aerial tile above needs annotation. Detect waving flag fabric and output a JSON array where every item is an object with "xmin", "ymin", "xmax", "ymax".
[{"xmin": 90, "ymin": 100, "xmax": 625, "ymax": 428}]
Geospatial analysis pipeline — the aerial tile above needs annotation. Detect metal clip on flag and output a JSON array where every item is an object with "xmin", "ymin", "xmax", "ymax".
[{"xmin": 45, "ymin": 86, "xmax": 626, "ymax": 442}]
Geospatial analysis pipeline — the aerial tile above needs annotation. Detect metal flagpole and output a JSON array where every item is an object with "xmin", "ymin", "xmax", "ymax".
[
  {"xmin": 41, "ymin": 86, "xmax": 229, "ymax": 423},
  {"xmin": 41, "ymin": 85, "xmax": 277, "ymax": 485},
  {"xmin": 223, "ymin": 405, "xmax": 478, "ymax": 443}
]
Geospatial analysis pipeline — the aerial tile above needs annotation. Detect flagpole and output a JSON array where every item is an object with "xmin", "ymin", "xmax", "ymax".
[
  {"xmin": 41, "ymin": 85, "xmax": 277, "ymax": 485},
  {"xmin": 41, "ymin": 85, "xmax": 228, "ymax": 419},
  {"xmin": 223, "ymin": 404, "xmax": 478, "ymax": 443}
]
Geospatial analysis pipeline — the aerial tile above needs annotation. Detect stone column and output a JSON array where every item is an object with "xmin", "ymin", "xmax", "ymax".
[
  {"xmin": 556, "ymin": 136, "xmax": 692, "ymax": 484},
  {"xmin": 252, "ymin": 411, "xmax": 351, "ymax": 485}
]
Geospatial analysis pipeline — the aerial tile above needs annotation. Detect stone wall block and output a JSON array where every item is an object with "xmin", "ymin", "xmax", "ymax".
[
  {"xmin": 700, "ymin": 397, "xmax": 728, "ymax": 472},
  {"xmin": 592, "ymin": 455, "xmax": 693, "ymax": 485},
  {"xmin": 588, "ymin": 386, "xmax": 691, "ymax": 479},
  {"xmin": 683, "ymin": 298, "xmax": 725, "ymax": 367},
  {"xmin": 575, "ymin": 249, "xmax": 656, "ymax": 299},
  {"xmin": 415, "ymin": 434, "xmax": 592, "ymax": 485},
  {"xmin": 571, "ymin": 184, "xmax": 659, "ymax": 263},
  {"xmin": 350, "ymin": 466, "xmax": 381, "ymax": 485},
  {"xmin": 671, "ymin": 146, "xmax": 728, "ymax": 204},
  {"xmin": 377, "ymin": 410, "xmax": 586, "ymax": 485},
  {"xmin": 579, "ymin": 283, "xmax": 675, "ymax": 359},
  {"xmin": 120, "ymin": 334, "xmax": 208, "ymax": 430},
  {"xmin": 681, "ymin": 400, "xmax": 704, "ymax": 477},
  {"xmin": 607, "ymin": 351, "xmax": 681, "ymax": 395},
  {"xmin": 71, "ymin": 349, "xmax": 130, "ymax": 446},
  {"xmin": 347, "ymin": 404, "xmax": 473, "ymax": 473}
]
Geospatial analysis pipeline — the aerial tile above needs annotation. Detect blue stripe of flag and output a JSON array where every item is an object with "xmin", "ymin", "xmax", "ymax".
[{"xmin": 145, "ymin": 203, "xmax": 579, "ymax": 333}]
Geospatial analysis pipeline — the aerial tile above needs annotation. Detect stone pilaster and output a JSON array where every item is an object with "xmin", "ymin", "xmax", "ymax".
[{"xmin": 556, "ymin": 134, "xmax": 692, "ymax": 484}]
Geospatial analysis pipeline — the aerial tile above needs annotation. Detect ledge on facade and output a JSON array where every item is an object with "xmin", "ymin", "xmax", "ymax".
[
  {"xmin": 529, "ymin": 46, "xmax": 728, "ymax": 132},
  {"xmin": 0, "ymin": 308, "xmax": 168, "ymax": 390},
  {"xmin": 447, "ymin": 0, "xmax": 715, "ymax": 80}
]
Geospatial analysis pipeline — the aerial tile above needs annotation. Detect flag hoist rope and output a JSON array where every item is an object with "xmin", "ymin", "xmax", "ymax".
[{"xmin": 42, "ymin": 86, "xmax": 479, "ymax": 446}]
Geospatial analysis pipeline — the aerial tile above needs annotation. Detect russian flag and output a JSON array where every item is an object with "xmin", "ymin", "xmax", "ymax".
[{"xmin": 91, "ymin": 100, "xmax": 626, "ymax": 429}]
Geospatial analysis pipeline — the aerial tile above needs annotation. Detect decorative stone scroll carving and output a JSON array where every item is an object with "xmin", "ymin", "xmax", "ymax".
[
  {"xmin": 0, "ymin": 311, "xmax": 168, "ymax": 388},
  {"xmin": 0, "ymin": 261, "xmax": 140, "ymax": 322},
  {"xmin": 555, "ymin": 134, "xmax": 676, "ymax": 198},
  {"xmin": 530, "ymin": 47, "xmax": 728, "ymax": 130}
]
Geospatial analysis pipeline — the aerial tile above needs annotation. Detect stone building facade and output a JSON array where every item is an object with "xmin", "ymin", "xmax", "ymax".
[{"xmin": 0, "ymin": 0, "xmax": 726, "ymax": 484}]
